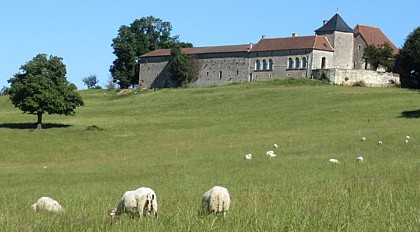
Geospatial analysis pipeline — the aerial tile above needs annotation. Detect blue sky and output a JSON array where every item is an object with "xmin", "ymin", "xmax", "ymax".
[{"xmin": 1, "ymin": 0, "xmax": 418, "ymax": 89}]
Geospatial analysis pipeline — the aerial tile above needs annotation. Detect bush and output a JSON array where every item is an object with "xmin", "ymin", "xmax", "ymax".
[{"xmin": 353, "ymin": 80, "xmax": 366, "ymax": 87}]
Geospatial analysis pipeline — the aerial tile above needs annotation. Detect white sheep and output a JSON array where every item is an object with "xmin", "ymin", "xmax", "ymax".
[
  {"xmin": 329, "ymin": 158, "xmax": 339, "ymax": 164},
  {"xmin": 273, "ymin": 143, "xmax": 279, "ymax": 148},
  {"xmin": 378, "ymin": 141, "xmax": 383, "ymax": 145},
  {"xmin": 201, "ymin": 186, "xmax": 231, "ymax": 219},
  {"xmin": 405, "ymin": 139, "xmax": 409, "ymax": 144},
  {"xmin": 361, "ymin": 137, "xmax": 366, "ymax": 141},
  {"xmin": 110, "ymin": 187, "xmax": 158, "ymax": 219},
  {"xmin": 31, "ymin": 196, "xmax": 64, "ymax": 213},
  {"xmin": 406, "ymin": 135, "xmax": 411, "ymax": 139},
  {"xmin": 266, "ymin": 150, "xmax": 277, "ymax": 158},
  {"xmin": 244, "ymin": 154, "xmax": 252, "ymax": 160},
  {"xmin": 356, "ymin": 156, "xmax": 364, "ymax": 163}
]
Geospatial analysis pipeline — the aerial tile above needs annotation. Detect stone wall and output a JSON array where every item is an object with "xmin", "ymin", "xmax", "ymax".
[{"xmin": 313, "ymin": 69, "xmax": 400, "ymax": 87}]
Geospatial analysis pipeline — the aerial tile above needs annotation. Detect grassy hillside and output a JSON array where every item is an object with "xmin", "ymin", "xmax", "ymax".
[{"xmin": 1, "ymin": 79, "xmax": 419, "ymax": 231}]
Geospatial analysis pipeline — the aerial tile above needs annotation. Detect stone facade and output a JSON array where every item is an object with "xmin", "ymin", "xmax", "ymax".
[
  {"xmin": 139, "ymin": 13, "xmax": 399, "ymax": 89},
  {"xmin": 329, "ymin": 69, "xmax": 400, "ymax": 87}
]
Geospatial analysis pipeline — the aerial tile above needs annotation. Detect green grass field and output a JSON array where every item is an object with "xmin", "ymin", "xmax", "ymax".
[{"xmin": 1, "ymin": 79, "xmax": 419, "ymax": 231}]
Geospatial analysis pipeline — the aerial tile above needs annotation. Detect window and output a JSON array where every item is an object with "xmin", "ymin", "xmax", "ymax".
[
  {"xmin": 269, "ymin": 59, "xmax": 274, "ymax": 70},
  {"xmin": 288, "ymin": 58, "xmax": 294, "ymax": 69},
  {"xmin": 219, "ymin": 71, "xmax": 222, "ymax": 79},
  {"xmin": 262, "ymin": 59, "xmax": 268, "ymax": 71},
  {"xmin": 302, "ymin": 57, "xmax": 307, "ymax": 68},
  {"xmin": 295, "ymin": 58, "xmax": 300, "ymax": 69},
  {"xmin": 321, "ymin": 57, "xmax": 326, "ymax": 69},
  {"xmin": 255, "ymin": 60, "xmax": 261, "ymax": 71}
]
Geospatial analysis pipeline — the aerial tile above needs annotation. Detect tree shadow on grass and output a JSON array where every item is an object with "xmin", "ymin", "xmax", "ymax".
[
  {"xmin": 0, "ymin": 123, "xmax": 71, "ymax": 129},
  {"xmin": 399, "ymin": 109, "xmax": 420, "ymax": 119}
]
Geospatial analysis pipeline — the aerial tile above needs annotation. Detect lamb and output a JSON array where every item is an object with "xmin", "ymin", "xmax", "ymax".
[
  {"xmin": 266, "ymin": 150, "xmax": 277, "ymax": 158},
  {"xmin": 244, "ymin": 154, "xmax": 252, "ymax": 160},
  {"xmin": 328, "ymin": 158, "xmax": 339, "ymax": 164},
  {"xmin": 273, "ymin": 143, "xmax": 279, "ymax": 148},
  {"xmin": 31, "ymin": 196, "xmax": 64, "ymax": 213},
  {"xmin": 110, "ymin": 187, "xmax": 158, "ymax": 219},
  {"xmin": 201, "ymin": 186, "xmax": 231, "ymax": 219},
  {"xmin": 356, "ymin": 156, "xmax": 364, "ymax": 163}
]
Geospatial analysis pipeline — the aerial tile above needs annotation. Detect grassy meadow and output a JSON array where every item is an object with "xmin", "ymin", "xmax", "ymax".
[{"xmin": 0, "ymin": 79, "xmax": 419, "ymax": 231}]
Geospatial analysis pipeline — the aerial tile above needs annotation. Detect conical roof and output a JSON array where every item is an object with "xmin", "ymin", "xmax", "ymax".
[{"xmin": 315, "ymin": 13, "xmax": 353, "ymax": 34}]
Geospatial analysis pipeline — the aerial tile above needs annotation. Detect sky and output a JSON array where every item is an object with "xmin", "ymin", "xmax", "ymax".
[{"xmin": 1, "ymin": 0, "xmax": 419, "ymax": 90}]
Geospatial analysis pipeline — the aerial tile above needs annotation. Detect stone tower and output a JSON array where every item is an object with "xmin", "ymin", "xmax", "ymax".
[{"xmin": 315, "ymin": 13, "xmax": 354, "ymax": 69}]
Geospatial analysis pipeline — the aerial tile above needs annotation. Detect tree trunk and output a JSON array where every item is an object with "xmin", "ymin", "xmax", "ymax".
[{"xmin": 36, "ymin": 112, "xmax": 43, "ymax": 129}]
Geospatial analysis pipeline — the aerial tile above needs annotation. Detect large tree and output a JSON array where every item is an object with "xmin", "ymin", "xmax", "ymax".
[
  {"xmin": 8, "ymin": 54, "xmax": 84, "ymax": 129},
  {"xmin": 395, "ymin": 27, "xmax": 420, "ymax": 88},
  {"xmin": 168, "ymin": 45, "xmax": 190, "ymax": 87},
  {"xmin": 110, "ymin": 16, "xmax": 192, "ymax": 88},
  {"xmin": 363, "ymin": 43, "xmax": 395, "ymax": 71}
]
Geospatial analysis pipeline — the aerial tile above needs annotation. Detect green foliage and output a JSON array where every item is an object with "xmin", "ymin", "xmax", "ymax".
[
  {"xmin": 168, "ymin": 45, "xmax": 190, "ymax": 86},
  {"xmin": 395, "ymin": 27, "xmax": 420, "ymax": 88},
  {"xmin": 110, "ymin": 16, "xmax": 193, "ymax": 88},
  {"xmin": 363, "ymin": 43, "xmax": 395, "ymax": 70},
  {"xmin": 0, "ymin": 82, "xmax": 419, "ymax": 231},
  {"xmin": 0, "ymin": 85, "xmax": 9, "ymax": 95},
  {"xmin": 7, "ymin": 54, "xmax": 84, "ymax": 129},
  {"xmin": 82, "ymin": 74, "xmax": 100, "ymax": 89}
]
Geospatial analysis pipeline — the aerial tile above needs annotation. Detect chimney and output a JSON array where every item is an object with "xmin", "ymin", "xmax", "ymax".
[
  {"xmin": 261, "ymin": 35, "xmax": 266, "ymax": 39},
  {"xmin": 292, "ymin": 33, "xmax": 297, "ymax": 37},
  {"xmin": 323, "ymin": 20, "xmax": 328, "ymax": 25},
  {"xmin": 248, "ymin": 43, "xmax": 253, "ymax": 52}
]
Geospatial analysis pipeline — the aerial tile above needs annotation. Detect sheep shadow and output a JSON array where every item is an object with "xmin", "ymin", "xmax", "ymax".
[
  {"xmin": 399, "ymin": 109, "xmax": 420, "ymax": 119},
  {"xmin": 0, "ymin": 123, "xmax": 71, "ymax": 130}
]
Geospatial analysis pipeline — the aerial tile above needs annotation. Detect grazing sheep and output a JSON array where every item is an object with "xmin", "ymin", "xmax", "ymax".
[
  {"xmin": 329, "ymin": 158, "xmax": 339, "ymax": 164},
  {"xmin": 31, "ymin": 196, "xmax": 63, "ymax": 213},
  {"xmin": 110, "ymin": 187, "xmax": 158, "ymax": 219},
  {"xmin": 356, "ymin": 156, "xmax": 364, "ymax": 163},
  {"xmin": 406, "ymin": 135, "xmax": 411, "ymax": 139},
  {"xmin": 201, "ymin": 186, "xmax": 231, "ymax": 219},
  {"xmin": 361, "ymin": 137, "xmax": 366, "ymax": 142},
  {"xmin": 244, "ymin": 154, "xmax": 252, "ymax": 160},
  {"xmin": 266, "ymin": 150, "xmax": 277, "ymax": 158},
  {"xmin": 274, "ymin": 143, "xmax": 279, "ymax": 148},
  {"xmin": 378, "ymin": 141, "xmax": 383, "ymax": 145},
  {"xmin": 405, "ymin": 139, "xmax": 409, "ymax": 144}
]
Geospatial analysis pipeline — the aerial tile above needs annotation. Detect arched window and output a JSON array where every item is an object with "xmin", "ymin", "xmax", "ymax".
[
  {"xmin": 255, "ymin": 60, "xmax": 261, "ymax": 71},
  {"xmin": 288, "ymin": 58, "xmax": 294, "ymax": 69},
  {"xmin": 302, "ymin": 57, "xmax": 307, "ymax": 68},
  {"xmin": 262, "ymin": 59, "xmax": 268, "ymax": 71},
  {"xmin": 295, "ymin": 58, "xmax": 300, "ymax": 69},
  {"xmin": 269, "ymin": 59, "xmax": 274, "ymax": 70}
]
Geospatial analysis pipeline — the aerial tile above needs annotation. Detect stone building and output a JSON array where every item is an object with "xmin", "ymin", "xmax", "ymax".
[{"xmin": 139, "ymin": 13, "xmax": 400, "ymax": 88}]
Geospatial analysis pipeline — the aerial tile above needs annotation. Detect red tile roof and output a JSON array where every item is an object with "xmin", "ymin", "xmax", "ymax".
[
  {"xmin": 252, "ymin": 35, "xmax": 334, "ymax": 52},
  {"xmin": 354, "ymin": 24, "xmax": 399, "ymax": 54},
  {"xmin": 141, "ymin": 44, "xmax": 253, "ymax": 58},
  {"xmin": 141, "ymin": 35, "xmax": 334, "ymax": 58}
]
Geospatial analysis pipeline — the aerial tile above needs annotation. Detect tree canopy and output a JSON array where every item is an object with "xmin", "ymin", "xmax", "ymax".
[
  {"xmin": 110, "ymin": 16, "xmax": 192, "ymax": 88},
  {"xmin": 8, "ymin": 54, "xmax": 84, "ymax": 129},
  {"xmin": 82, "ymin": 74, "xmax": 100, "ymax": 89},
  {"xmin": 363, "ymin": 43, "xmax": 395, "ymax": 71},
  {"xmin": 395, "ymin": 27, "xmax": 420, "ymax": 88},
  {"xmin": 168, "ymin": 45, "xmax": 190, "ymax": 87}
]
